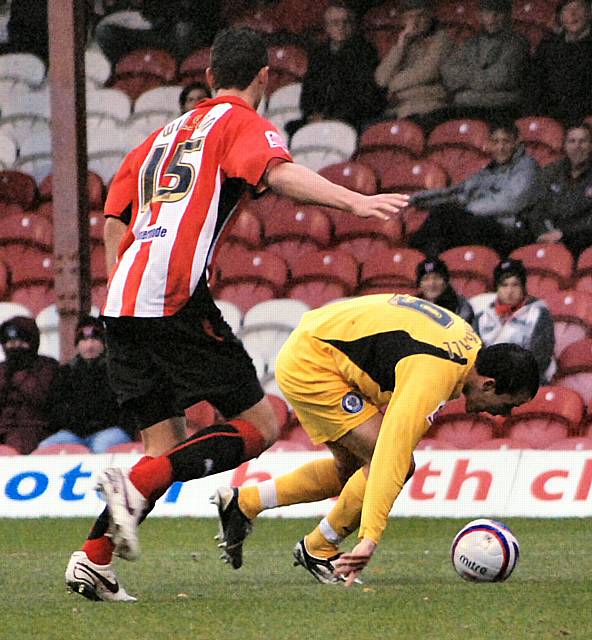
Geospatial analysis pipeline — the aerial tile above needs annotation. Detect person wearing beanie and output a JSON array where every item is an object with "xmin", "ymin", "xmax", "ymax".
[
  {"xmin": 441, "ymin": 0, "xmax": 530, "ymax": 122},
  {"xmin": 375, "ymin": 0, "xmax": 452, "ymax": 130},
  {"xmin": 37, "ymin": 316, "xmax": 132, "ymax": 454},
  {"xmin": 415, "ymin": 257, "xmax": 475, "ymax": 323},
  {"xmin": 0, "ymin": 315, "xmax": 59, "ymax": 454},
  {"xmin": 473, "ymin": 259, "xmax": 556, "ymax": 382}
]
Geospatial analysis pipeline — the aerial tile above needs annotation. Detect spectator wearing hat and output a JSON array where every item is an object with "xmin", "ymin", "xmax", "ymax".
[
  {"xmin": 374, "ymin": 0, "xmax": 453, "ymax": 131},
  {"xmin": 532, "ymin": 122, "xmax": 592, "ymax": 258},
  {"xmin": 441, "ymin": 0, "xmax": 530, "ymax": 123},
  {"xmin": 473, "ymin": 259, "xmax": 555, "ymax": 382},
  {"xmin": 37, "ymin": 316, "xmax": 131, "ymax": 454},
  {"xmin": 416, "ymin": 257, "xmax": 475, "ymax": 323},
  {"xmin": 0, "ymin": 316, "xmax": 59, "ymax": 454},
  {"xmin": 527, "ymin": 0, "xmax": 592, "ymax": 127}
]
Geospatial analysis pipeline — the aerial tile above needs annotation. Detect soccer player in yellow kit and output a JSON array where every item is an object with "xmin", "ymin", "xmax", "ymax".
[{"xmin": 213, "ymin": 293, "xmax": 539, "ymax": 585}]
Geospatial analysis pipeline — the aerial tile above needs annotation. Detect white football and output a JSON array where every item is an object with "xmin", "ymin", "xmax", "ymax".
[{"xmin": 451, "ymin": 518, "xmax": 520, "ymax": 582}]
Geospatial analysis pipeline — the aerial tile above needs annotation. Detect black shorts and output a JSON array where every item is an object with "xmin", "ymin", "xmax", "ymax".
[{"xmin": 103, "ymin": 281, "xmax": 264, "ymax": 430}]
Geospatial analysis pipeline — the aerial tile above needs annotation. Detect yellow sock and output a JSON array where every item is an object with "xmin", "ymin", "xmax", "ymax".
[
  {"xmin": 238, "ymin": 458, "xmax": 343, "ymax": 521},
  {"xmin": 305, "ymin": 468, "xmax": 366, "ymax": 559}
]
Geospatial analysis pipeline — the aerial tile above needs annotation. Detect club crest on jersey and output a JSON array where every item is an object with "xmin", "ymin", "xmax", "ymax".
[
  {"xmin": 341, "ymin": 391, "xmax": 364, "ymax": 414},
  {"xmin": 265, "ymin": 130, "xmax": 288, "ymax": 150}
]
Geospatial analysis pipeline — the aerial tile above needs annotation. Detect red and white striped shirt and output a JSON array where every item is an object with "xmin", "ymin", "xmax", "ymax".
[{"xmin": 102, "ymin": 96, "xmax": 292, "ymax": 318}]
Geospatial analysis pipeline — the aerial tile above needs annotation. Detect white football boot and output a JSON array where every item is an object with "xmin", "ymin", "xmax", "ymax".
[
  {"xmin": 65, "ymin": 551, "xmax": 137, "ymax": 602},
  {"xmin": 96, "ymin": 467, "xmax": 147, "ymax": 561}
]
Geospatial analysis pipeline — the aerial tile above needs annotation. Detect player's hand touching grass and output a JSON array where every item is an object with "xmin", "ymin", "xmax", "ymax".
[{"xmin": 334, "ymin": 538, "xmax": 377, "ymax": 587}]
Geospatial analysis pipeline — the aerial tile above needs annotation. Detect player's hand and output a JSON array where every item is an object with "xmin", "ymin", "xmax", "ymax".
[
  {"xmin": 350, "ymin": 193, "xmax": 409, "ymax": 221},
  {"xmin": 333, "ymin": 538, "xmax": 377, "ymax": 587}
]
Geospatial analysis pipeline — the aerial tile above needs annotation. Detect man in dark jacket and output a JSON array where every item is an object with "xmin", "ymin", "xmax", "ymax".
[
  {"xmin": 286, "ymin": 1, "xmax": 384, "ymax": 136},
  {"xmin": 0, "ymin": 316, "xmax": 58, "ymax": 454},
  {"xmin": 37, "ymin": 316, "xmax": 132, "ymax": 453}
]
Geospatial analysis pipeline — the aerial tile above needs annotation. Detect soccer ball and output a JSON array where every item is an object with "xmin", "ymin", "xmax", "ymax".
[{"xmin": 451, "ymin": 518, "xmax": 520, "ymax": 582}]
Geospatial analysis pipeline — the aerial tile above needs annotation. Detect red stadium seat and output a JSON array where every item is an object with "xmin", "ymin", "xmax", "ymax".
[
  {"xmin": 358, "ymin": 119, "xmax": 426, "ymax": 159},
  {"xmin": 89, "ymin": 210, "xmax": 106, "ymax": 245},
  {"xmin": 179, "ymin": 48, "xmax": 210, "ymax": 85},
  {"xmin": 267, "ymin": 45, "xmax": 308, "ymax": 95},
  {"xmin": 31, "ymin": 443, "xmax": 91, "ymax": 455},
  {"xmin": 437, "ymin": 0, "xmax": 480, "ymax": 26},
  {"xmin": 114, "ymin": 48, "xmax": 177, "ymax": 83},
  {"xmin": 427, "ymin": 119, "xmax": 490, "ymax": 151},
  {"xmin": 554, "ymin": 338, "xmax": 592, "ymax": 404},
  {"xmin": 362, "ymin": 2, "xmax": 401, "ymax": 58},
  {"xmin": 39, "ymin": 171, "xmax": 105, "ymax": 209},
  {"xmin": 378, "ymin": 157, "xmax": 448, "ymax": 193},
  {"xmin": 319, "ymin": 161, "xmax": 378, "ymax": 195},
  {"xmin": 288, "ymin": 249, "xmax": 359, "ymax": 291},
  {"xmin": 228, "ymin": 3, "xmax": 281, "ymax": 34},
  {"xmin": 433, "ymin": 414, "xmax": 496, "ymax": 448},
  {"xmin": 0, "ymin": 444, "xmax": 20, "ymax": 455},
  {"xmin": 185, "ymin": 401, "xmax": 217, "ymax": 435},
  {"xmin": 0, "ymin": 260, "xmax": 9, "ymax": 300},
  {"xmin": 10, "ymin": 284, "xmax": 55, "ymax": 316},
  {"xmin": 425, "ymin": 147, "xmax": 489, "ymax": 185},
  {"xmin": 509, "ymin": 243, "xmax": 574, "ymax": 296},
  {"xmin": 331, "ymin": 211, "xmax": 403, "ymax": 246},
  {"xmin": 512, "ymin": 0, "xmax": 556, "ymax": 27},
  {"xmin": 90, "ymin": 244, "xmax": 107, "ymax": 285},
  {"xmin": 439, "ymin": 245, "xmax": 500, "ymax": 298},
  {"xmin": 515, "ymin": 116, "xmax": 565, "ymax": 166},
  {"xmin": 477, "ymin": 437, "xmax": 529, "ymax": 450},
  {"xmin": 0, "ymin": 205, "xmax": 53, "ymax": 250},
  {"xmin": 274, "ymin": 0, "xmax": 329, "ymax": 35},
  {"xmin": 213, "ymin": 246, "xmax": 288, "ymax": 295},
  {"xmin": 111, "ymin": 75, "xmax": 164, "ymax": 102},
  {"xmin": 507, "ymin": 419, "xmax": 569, "ymax": 449},
  {"xmin": 0, "ymin": 171, "xmax": 37, "ymax": 209},
  {"xmin": 92, "ymin": 283, "xmax": 107, "ymax": 309},
  {"xmin": 356, "ymin": 148, "xmax": 415, "ymax": 183},
  {"xmin": 226, "ymin": 209, "xmax": 263, "ymax": 249},
  {"xmin": 214, "ymin": 282, "xmax": 276, "ymax": 314},
  {"xmin": 260, "ymin": 201, "xmax": 333, "ymax": 249},
  {"xmin": 574, "ymin": 246, "xmax": 592, "ymax": 293},
  {"xmin": 0, "ymin": 244, "xmax": 53, "ymax": 286},
  {"xmin": 507, "ymin": 385, "xmax": 585, "ymax": 430},
  {"xmin": 359, "ymin": 246, "xmax": 425, "ymax": 291},
  {"xmin": 107, "ymin": 442, "xmax": 145, "ymax": 454},
  {"xmin": 416, "ymin": 438, "xmax": 457, "ymax": 450},
  {"xmin": 544, "ymin": 290, "xmax": 592, "ymax": 357},
  {"xmin": 546, "ymin": 437, "xmax": 592, "ymax": 450}
]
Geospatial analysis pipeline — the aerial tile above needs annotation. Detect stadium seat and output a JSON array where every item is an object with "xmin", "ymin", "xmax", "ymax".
[
  {"xmin": 10, "ymin": 284, "xmax": 55, "ymax": 316},
  {"xmin": 36, "ymin": 303, "xmax": 60, "ymax": 360},
  {"xmin": 213, "ymin": 299, "xmax": 242, "ymax": 335},
  {"xmin": 134, "ymin": 85, "xmax": 183, "ymax": 113},
  {"xmin": 437, "ymin": 0, "xmax": 480, "ymax": 27},
  {"xmin": 439, "ymin": 245, "xmax": 500, "ymax": 298},
  {"xmin": 1, "ymin": 89, "xmax": 50, "ymax": 123},
  {"xmin": 0, "ymin": 53, "xmax": 46, "ymax": 87},
  {"xmin": 114, "ymin": 48, "xmax": 177, "ymax": 83},
  {"xmin": 87, "ymin": 210, "xmax": 105, "ymax": 245},
  {"xmin": 86, "ymin": 87, "xmax": 133, "ymax": 122},
  {"xmin": 213, "ymin": 246, "xmax": 288, "ymax": 295},
  {"xmin": 185, "ymin": 401, "xmax": 217, "ymax": 435},
  {"xmin": 106, "ymin": 442, "xmax": 145, "ymax": 454},
  {"xmin": 544, "ymin": 290, "xmax": 592, "ymax": 357},
  {"xmin": 228, "ymin": 3, "xmax": 280, "ymax": 34},
  {"xmin": 546, "ymin": 437, "xmax": 592, "ymax": 450},
  {"xmin": 0, "ymin": 205, "xmax": 52, "ymax": 250},
  {"xmin": 554, "ymin": 338, "xmax": 592, "ymax": 404},
  {"xmin": 265, "ymin": 82, "xmax": 302, "ymax": 140},
  {"xmin": 515, "ymin": 116, "xmax": 565, "ymax": 166},
  {"xmin": 377, "ymin": 157, "xmax": 448, "ymax": 193},
  {"xmin": 31, "ymin": 443, "xmax": 91, "ymax": 455},
  {"xmin": 433, "ymin": 414, "xmax": 496, "ymax": 448},
  {"xmin": 424, "ymin": 147, "xmax": 489, "ymax": 185},
  {"xmin": 512, "ymin": 0, "xmax": 556, "ymax": 27},
  {"xmin": 0, "ymin": 301, "xmax": 33, "ymax": 325},
  {"xmin": 225, "ymin": 209, "xmax": 263, "ymax": 249},
  {"xmin": 91, "ymin": 283, "xmax": 108, "ymax": 309},
  {"xmin": 332, "ymin": 218, "xmax": 403, "ymax": 263},
  {"xmin": 574, "ymin": 246, "xmax": 592, "ymax": 293},
  {"xmin": 273, "ymin": 0, "xmax": 329, "ymax": 35},
  {"xmin": 179, "ymin": 48, "xmax": 210, "ymax": 85},
  {"xmin": 477, "ymin": 437, "xmax": 529, "ymax": 450},
  {"xmin": 507, "ymin": 385, "xmax": 585, "ymax": 431},
  {"xmin": 0, "ymin": 172, "xmax": 37, "ymax": 209},
  {"xmin": 507, "ymin": 418, "xmax": 569, "ymax": 449},
  {"xmin": 416, "ymin": 438, "xmax": 457, "ymax": 450},
  {"xmin": 0, "ymin": 132, "xmax": 18, "ymax": 169},
  {"xmin": 90, "ymin": 245, "xmax": 107, "ymax": 285},
  {"xmin": 0, "ymin": 244, "xmax": 53, "ymax": 286},
  {"xmin": 88, "ymin": 150, "xmax": 126, "ymax": 183},
  {"xmin": 359, "ymin": 246, "xmax": 425, "ymax": 292},
  {"xmin": 0, "ymin": 444, "xmax": 20, "ymax": 455},
  {"xmin": 509, "ymin": 243, "xmax": 574, "ymax": 297},
  {"xmin": 260, "ymin": 200, "xmax": 332, "ymax": 251},
  {"xmin": 290, "ymin": 120, "xmax": 358, "ymax": 172},
  {"xmin": 362, "ymin": 2, "xmax": 401, "ymax": 57},
  {"xmin": 358, "ymin": 119, "xmax": 426, "ymax": 160},
  {"xmin": 427, "ymin": 119, "xmax": 490, "ymax": 151},
  {"xmin": 85, "ymin": 48, "xmax": 111, "ymax": 88},
  {"xmin": 267, "ymin": 45, "xmax": 308, "ymax": 95},
  {"xmin": 318, "ymin": 161, "xmax": 378, "ymax": 195},
  {"xmin": 39, "ymin": 171, "xmax": 105, "ymax": 209}
]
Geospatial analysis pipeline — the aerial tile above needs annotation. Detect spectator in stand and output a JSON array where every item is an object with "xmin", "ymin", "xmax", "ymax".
[
  {"xmin": 179, "ymin": 81, "xmax": 212, "ymax": 114},
  {"xmin": 374, "ymin": 0, "xmax": 453, "ymax": 132},
  {"xmin": 441, "ymin": 0, "xmax": 530, "ymax": 123},
  {"xmin": 0, "ymin": 316, "xmax": 59, "ymax": 454},
  {"xmin": 533, "ymin": 122, "xmax": 592, "ymax": 258},
  {"xmin": 4, "ymin": 0, "xmax": 49, "ymax": 62},
  {"xmin": 528, "ymin": 0, "xmax": 592, "ymax": 127},
  {"xmin": 37, "ymin": 316, "xmax": 131, "ymax": 454},
  {"xmin": 416, "ymin": 257, "xmax": 475, "ymax": 324},
  {"xmin": 474, "ymin": 259, "xmax": 555, "ymax": 383},
  {"xmin": 409, "ymin": 122, "xmax": 542, "ymax": 256},
  {"xmin": 285, "ymin": 1, "xmax": 384, "ymax": 137}
]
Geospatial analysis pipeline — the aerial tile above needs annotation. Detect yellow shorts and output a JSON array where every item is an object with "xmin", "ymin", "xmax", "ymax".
[{"xmin": 275, "ymin": 327, "xmax": 379, "ymax": 444}]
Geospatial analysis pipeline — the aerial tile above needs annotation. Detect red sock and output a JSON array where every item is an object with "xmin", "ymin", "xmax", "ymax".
[
  {"xmin": 82, "ymin": 536, "xmax": 115, "ymax": 565},
  {"xmin": 129, "ymin": 456, "xmax": 173, "ymax": 499},
  {"xmin": 228, "ymin": 418, "xmax": 266, "ymax": 459}
]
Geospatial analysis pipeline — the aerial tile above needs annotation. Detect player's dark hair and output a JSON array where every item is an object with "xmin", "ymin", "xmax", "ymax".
[
  {"xmin": 210, "ymin": 27, "xmax": 268, "ymax": 90},
  {"xmin": 476, "ymin": 344, "xmax": 539, "ymax": 398},
  {"xmin": 179, "ymin": 82, "xmax": 211, "ymax": 110},
  {"xmin": 565, "ymin": 121, "xmax": 592, "ymax": 142}
]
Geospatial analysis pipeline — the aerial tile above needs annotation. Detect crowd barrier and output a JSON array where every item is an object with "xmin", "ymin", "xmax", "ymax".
[{"xmin": 1, "ymin": 450, "xmax": 591, "ymax": 518}]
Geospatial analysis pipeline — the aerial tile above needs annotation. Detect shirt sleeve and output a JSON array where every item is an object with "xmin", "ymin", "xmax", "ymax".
[
  {"xmin": 221, "ymin": 114, "xmax": 292, "ymax": 187},
  {"xmin": 359, "ymin": 355, "xmax": 464, "ymax": 544}
]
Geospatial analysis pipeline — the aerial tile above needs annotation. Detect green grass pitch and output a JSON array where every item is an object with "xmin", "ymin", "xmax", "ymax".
[{"xmin": 0, "ymin": 517, "xmax": 590, "ymax": 640}]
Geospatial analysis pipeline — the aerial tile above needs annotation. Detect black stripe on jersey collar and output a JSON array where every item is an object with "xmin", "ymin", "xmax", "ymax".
[{"xmin": 319, "ymin": 330, "xmax": 467, "ymax": 393}]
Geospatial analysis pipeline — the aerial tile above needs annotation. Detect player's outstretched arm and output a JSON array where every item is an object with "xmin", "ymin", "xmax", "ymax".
[
  {"xmin": 265, "ymin": 161, "xmax": 408, "ymax": 221},
  {"xmin": 333, "ymin": 538, "xmax": 377, "ymax": 587}
]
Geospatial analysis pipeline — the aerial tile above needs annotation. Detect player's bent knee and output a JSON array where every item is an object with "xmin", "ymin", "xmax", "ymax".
[{"xmin": 237, "ymin": 396, "xmax": 280, "ymax": 447}]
